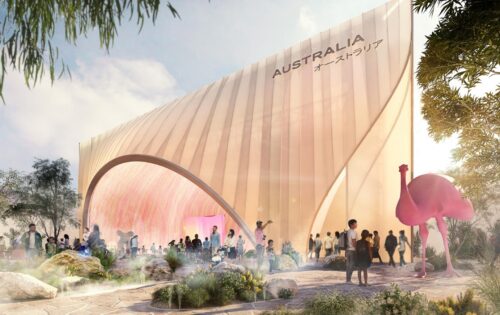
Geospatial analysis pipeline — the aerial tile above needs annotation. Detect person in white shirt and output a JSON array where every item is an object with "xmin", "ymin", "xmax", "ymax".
[
  {"xmin": 324, "ymin": 232, "xmax": 334, "ymax": 257},
  {"xmin": 224, "ymin": 229, "xmax": 237, "ymax": 259},
  {"xmin": 346, "ymin": 219, "xmax": 358, "ymax": 283}
]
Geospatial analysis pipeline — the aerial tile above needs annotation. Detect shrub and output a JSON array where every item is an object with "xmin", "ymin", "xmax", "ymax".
[
  {"xmin": 92, "ymin": 248, "xmax": 116, "ymax": 271},
  {"xmin": 367, "ymin": 284, "xmax": 429, "ymax": 315},
  {"xmin": 303, "ymin": 292, "xmax": 360, "ymax": 315},
  {"xmin": 278, "ymin": 288, "xmax": 295, "ymax": 299},
  {"xmin": 473, "ymin": 266, "xmax": 500, "ymax": 312},
  {"xmin": 165, "ymin": 249, "xmax": 185, "ymax": 272},
  {"xmin": 152, "ymin": 269, "xmax": 265, "ymax": 309},
  {"xmin": 426, "ymin": 246, "xmax": 437, "ymax": 258},
  {"xmin": 244, "ymin": 250, "xmax": 256, "ymax": 258},
  {"xmin": 185, "ymin": 288, "xmax": 210, "ymax": 308},
  {"xmin": 262, "ymin": 306, "xmax": 296, "ymax": 315},
  {"xmin": 429, "ymin": 289, "xmax": 487, "ymax": 315},
  {"xmin": 324, "ymin": 256, "xmax": 346, "ymax": 271},
  {"xmin": 212, "ymin": 285, "xmax": 237, "ymax": 306}
]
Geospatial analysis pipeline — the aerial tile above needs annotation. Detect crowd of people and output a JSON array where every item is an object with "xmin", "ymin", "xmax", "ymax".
[{"xmin": 4, "ymin": 219, "xmax": 498, "ymax": 282}]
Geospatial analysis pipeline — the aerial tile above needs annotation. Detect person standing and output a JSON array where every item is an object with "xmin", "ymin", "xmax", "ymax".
[
  {"xmin": 210, "ymin": 226, "xmax": 221, "ymax": 255},
  {"xmin": 0, "ymin": 236, "xmax": 6, "ymax": 258},
  {"xmin": 398, "ymin": 230, "xmax": 411, "ymax": 266},
  {"xmin": 224, "ymin": 229, "xmax": 237, "ymax": 259},
  {"xmin": 130, "ymin": 233, "xmax": 139, "ymax": 258},
  {"xmin": 372, "ymin": 231, "xmax": 383, "ymax": 264},
  {"xmin": 308, "ymin": 234, "xmax": 314, "ymax": 260},
  {"xmin": 237, "ymin": 235, "xmax": 245, "ymax": 259},
  {"xmin": 87, "ymin": 225, "xmax": 101, "ymax": 251},
  {"xmin": 267, "ymin": 239, "xmax": 276, "ymax": 273},
  {"xmin": 314, "ymin": 233, "xmax": 322, "ymax": 262},
  {"xmin": 324, "ymin": 232, "xmax": 334, "ymax": 257},
  {"xmin": 82, "ymin": 227, "xmax": 90, "ymax": 244},
  {"xmin": 23, "ymin": 223, "xmax": 42, "ymax": 259},
  {"xmin": 333, "ymin": 231, "xmax": 340, "ymax": 255},
  {"xmin": 356, "ymin": 230, "xmax": 372, "ymax": 286},
  {"xmin": 46, "ymin": 237, "xmax": 57, "ymax": 258},
  {"xmin": 255, "ymin": 220, "xmax": 272, "ymax": 271},
  {"xmin": 150, "ymin": 243, "xmax": 157, "ymax": 255},
  {"xmin": 384, "ymin": 230, "xmax": 398, "ymax": 267},
  {"xmin": 192, "ymin": 234, "xmax": 202, "ymax": 254},
  {"xmin": 63, "ymin": 234, "xmax": 71, "ymax": 249},
  {"xmin": 346, "ymin": 219, "xmax": 358, "ymax": 283},
  {"xmin": 141, "ymin": 245, "xmax": 146, "ymax": 255}
]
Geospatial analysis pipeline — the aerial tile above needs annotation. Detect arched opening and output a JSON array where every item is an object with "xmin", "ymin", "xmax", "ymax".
[{"xmin": 81, "ymin": 155, "xmax": 254, "ymax": 249}]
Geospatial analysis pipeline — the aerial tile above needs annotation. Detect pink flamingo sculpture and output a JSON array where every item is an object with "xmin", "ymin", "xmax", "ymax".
[{"xmin": 396, "ymin": 164, "xmax": 474, "ymax": 277}]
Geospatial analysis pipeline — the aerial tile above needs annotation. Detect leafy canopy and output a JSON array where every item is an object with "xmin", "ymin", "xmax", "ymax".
[
  {"xmin": 415, "ymin": 0, "xmax": 499, "ymax": 209},
  {"xmin": 0, "ymin": 0, "xmax": 179, "ymax": 101}
]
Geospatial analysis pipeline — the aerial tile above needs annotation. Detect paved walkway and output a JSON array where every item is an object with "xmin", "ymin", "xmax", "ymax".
[{"xmin": 0, "ymin": 263, "xmax": 476, "ymax": 315}]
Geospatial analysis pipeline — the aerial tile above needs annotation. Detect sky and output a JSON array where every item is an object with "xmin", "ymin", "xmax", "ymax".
[{"xmin": 0, "ymin": 0, "xmax": 457, "ymax": 184}]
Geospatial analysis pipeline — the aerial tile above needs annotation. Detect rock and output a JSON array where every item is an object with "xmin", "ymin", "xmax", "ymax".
[
  {"xmin": 212, "ymin": 261, "xmax": 246, "ymax": 273},
  {"xmin": 414, "ymin": 262, "xmax": 435, "ymax": 272},
  {"xmin": 265, "ymin": 278, "xmax": 298, "ymax": 299},
  {"xmin": 109, "ymin": 259, "xmax": 132, "ymax": 278},
  {"xmin": 37, "ymin": 250, "xmax": 106, "ymax": 279},
  {"xmin": 323, "ymin": 255, "xmax": 346, "ymax": 270},
  {"xmin": 141, "ymin": 258, "xmax": 172, "ymax": 281},
  {"xmin": 60, "ymin": 276, "xmax": 89, "ymax": 291},
  {"xmin": 276, "ymin": 255, "xmax": 298, "ymax": 271},
  {"xmin": 0, "ymin": 272, "xmax": 57, "ymax": 300}
]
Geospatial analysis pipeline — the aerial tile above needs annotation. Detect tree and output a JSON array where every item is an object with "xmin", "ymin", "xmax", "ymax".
[
  {"xmin": 0, "ymin": 0, "xmax": 179, "ymax": 100},
  {"xmin": 1, "ymin": 158, "xmax": 80, "ymax": 239},
  {"xmin": 415, "ymin": 0, "xmax": 500, "ymax": 200}
]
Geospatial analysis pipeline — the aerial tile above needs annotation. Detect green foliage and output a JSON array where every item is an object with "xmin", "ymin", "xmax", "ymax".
[
  {"xmin": 427, "ymin": 253, "xmax": 450, "ymax": 272},
  {"xmin": 413, "ymin": 230, "xmax": 422, "ymax": 257},
  {"xmin": 0, "ymin": 159, "xmax": 79, "ymax": 240},
  {"xmin": 278, "ymin": 288, "xmax": 295, "ymax": 300},
  {"xmin": 261, "ymin": 307, "xmax": 296, "ymax": 315},
  {"xmin": 303, "ymin": 292, "xmax": 361, "ymax": 315},
  {"xmin": 447, "ymin": 219, "xmax": 491, "ymax": 260},
  {"xmin": 367, "ymin": 284, "xmax": 429, "ymax": 315},
  {"xmin": 164, "ymin": 249, "xmax": 185, "ymax": 272},
  {"xmin": 184, "ymin": 287, "xmax": 210, "ymax": 308},
  {"xmin": 92, "ymin": 248, "xmax": 116, "ymax": 271},
  {"xmin": 426, "ymin": 246, "xmax": 438, "ymax": 258},
  {"xmin": 0, "ymin": 0, "xmax": 180, "ymax": 101},
  {"xmin": 152, "ymin": 269, "xmax": 265, "ymax": 308},
  {"xmin": 429, "ymin": 289, "xmax": 487, "ymax": 315},
  {"xmin": 415, "ymin": 0, "xmax": 500, "ymax": 216},
  {"xmin": 473, "ymin": 266, "xmax": 500, "ymax": 312},
  {"xmin": 244, "ymin": 249, "xmax": 256, "ymax": 258},
  {"xmin": 282, "ymin": 241, "xmax": 303, "ymax": 266},
  {"xmin": 324, "ymin": 256, "xmax": 347, "ymax": 271}
]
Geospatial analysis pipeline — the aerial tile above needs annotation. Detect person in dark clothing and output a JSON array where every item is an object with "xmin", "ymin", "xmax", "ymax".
[
  {"xmin": 372, "ymin": 231, "xmax": 383, "ymax": 263},
  {"xmin": 192, "ymin": 234, "xmax": 202, "ymax": 253},
  {"xmin": 385, "ymin": 230, "xmax": 398, "ymax": 267},
  {"xmin": 356, "ymin": 229, "xmax": 372, "ymax": 286},
  {"xmin": 185, "ymin": 236, "xmax": 193, "ymax": 253},
  {"xmin": 308, "ymin": 234, "xmax": 314, "ymax": 260}
]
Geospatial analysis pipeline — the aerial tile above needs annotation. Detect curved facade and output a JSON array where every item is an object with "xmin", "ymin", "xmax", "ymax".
[{"xmin": 78, "ymin": 0, "xmax": 413, "ymax": 258}]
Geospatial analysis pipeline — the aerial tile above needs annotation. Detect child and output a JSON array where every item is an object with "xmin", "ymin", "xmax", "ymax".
[
  {"xmin": 356, "ymin": 229, "xmax": 372, "ymax": 286},
  {"xmin": 46, "ymin": 237, "xmax": 57, "ymax": 258},
  {"xmin": 266, "ymin": 239, "xmax": 275, "ymax": 273}
]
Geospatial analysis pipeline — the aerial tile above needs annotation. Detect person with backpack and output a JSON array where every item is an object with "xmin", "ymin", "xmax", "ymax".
[
  {"xmin": 314, "ymin": 233, "xmax": 322, "ymax": 262},
  {"xmin": 346, "ymin": 219, "xmax": 358, "ymax": 283},
  {"xmin": 385, "ymin": 230, "xmax": 398, "ymax": 267},
  {"xmin": 356, "ymin": 229, "xmax": 372, "ymax": 286}
]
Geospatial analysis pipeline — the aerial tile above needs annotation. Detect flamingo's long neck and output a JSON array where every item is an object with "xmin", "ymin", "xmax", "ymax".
[{"xmin": 400, "ymin": 171, "xmax": 408, "ymax": 196}]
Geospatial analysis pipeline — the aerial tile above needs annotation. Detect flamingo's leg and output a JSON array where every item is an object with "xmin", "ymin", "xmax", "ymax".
[
  {"xmin": 436, "ymin": 217, "xmax": 458, "ymax": 277},
  {"xmin": 418, "ymin": 223, "xmax": 429, "ymax": 278}
]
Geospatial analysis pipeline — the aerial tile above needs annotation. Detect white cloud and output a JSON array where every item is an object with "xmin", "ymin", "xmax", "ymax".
[
  {"xmin": 0, "ymin": 57, "xmax": 183, "ymax": 177},
  {"xmin": 298, "ymin": 6, "xmax": 318, "ymax": 36}
]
